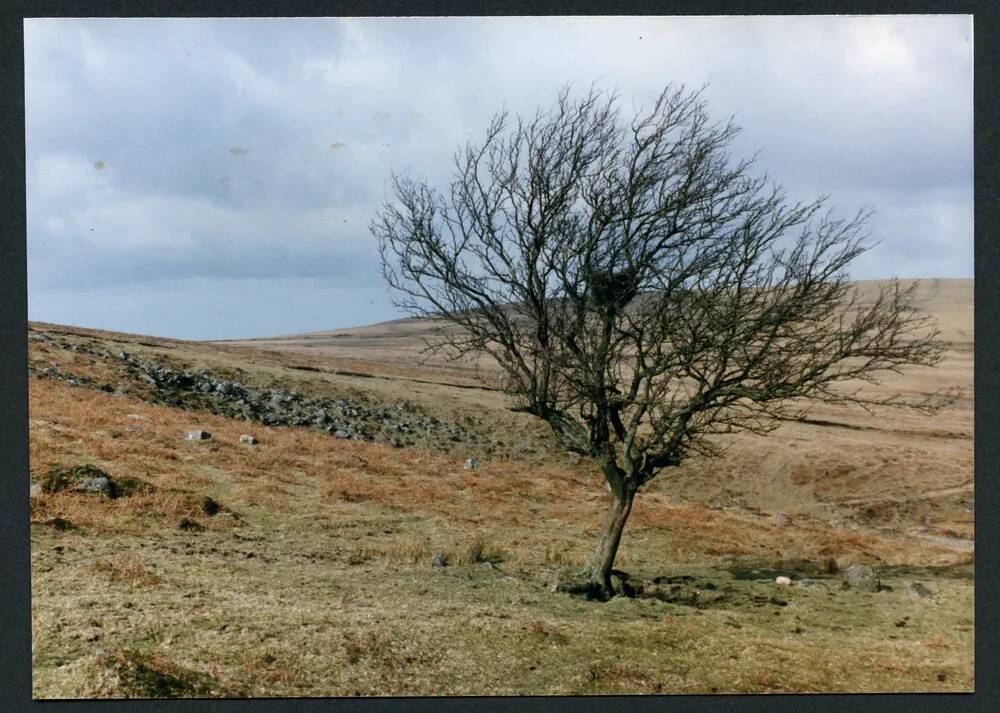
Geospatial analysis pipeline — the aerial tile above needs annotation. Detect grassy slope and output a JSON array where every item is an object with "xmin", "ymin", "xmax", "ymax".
[{"xmin": 28, "ymin": 280, "xmax": 974, "ymax": 696}]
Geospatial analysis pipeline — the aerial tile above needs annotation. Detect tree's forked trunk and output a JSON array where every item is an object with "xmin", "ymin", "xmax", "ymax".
[{"xmin": 588, "ymin": 487, "xmax": 635, "ymax": 599}]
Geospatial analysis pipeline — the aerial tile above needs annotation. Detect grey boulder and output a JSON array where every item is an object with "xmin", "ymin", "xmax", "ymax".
[
  {"xmin": 842, "ymin": 564, "xmax": 880, "ymax": 592},
  {"xmin": 79, "ymin": 476, "xmax": 114, "ymax": 497}
]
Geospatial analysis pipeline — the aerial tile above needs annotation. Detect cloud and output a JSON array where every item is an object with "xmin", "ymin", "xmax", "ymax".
[{"xmin": 25, "ymin": 16, "xmax": 972, "ymax": 339}]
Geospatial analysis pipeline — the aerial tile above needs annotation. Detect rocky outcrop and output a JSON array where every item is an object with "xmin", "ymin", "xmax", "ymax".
[{"xmin": 29, "ymin": 338, "xmax": 476, "ymax": 450}]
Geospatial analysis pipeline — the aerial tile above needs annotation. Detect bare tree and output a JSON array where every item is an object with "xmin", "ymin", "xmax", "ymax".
[{"xmin": 371, "ymin": 85, "xmax": 943, "ymax": 599}]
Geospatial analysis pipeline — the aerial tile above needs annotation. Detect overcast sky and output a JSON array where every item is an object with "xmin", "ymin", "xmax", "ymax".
[{"xmin": 25, "ymin": 16, "xmax": 973, "ymax": 340}]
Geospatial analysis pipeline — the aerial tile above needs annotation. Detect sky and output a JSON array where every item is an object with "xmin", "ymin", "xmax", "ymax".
[{"xmin": 24, "ymin": 16, "xmax": 973, "ymax": 340}]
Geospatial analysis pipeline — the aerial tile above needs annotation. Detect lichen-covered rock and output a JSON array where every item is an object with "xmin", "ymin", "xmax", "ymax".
[
  {"xmin": 843, "ymin": 564, "xmax": 880, "ymax": 592},
  {"xmin": 80, "ymin": 476, "xmax": 114, "ymax": 496}
]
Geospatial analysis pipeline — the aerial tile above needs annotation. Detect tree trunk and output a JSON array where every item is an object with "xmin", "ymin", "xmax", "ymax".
[{"xmin": 588, "ymin": 487, "xmax": 635, "ymax": 599}]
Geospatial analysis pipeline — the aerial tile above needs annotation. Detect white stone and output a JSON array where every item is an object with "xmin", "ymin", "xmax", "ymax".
[{"xmin": 775, "ymin": 576, "xmax": 792, "ymax": 586}]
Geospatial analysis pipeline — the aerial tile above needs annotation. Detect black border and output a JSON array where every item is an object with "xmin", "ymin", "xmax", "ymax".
[{"xmin": 1, "ymin": 2, "xmax": 995, "ymax": 712}]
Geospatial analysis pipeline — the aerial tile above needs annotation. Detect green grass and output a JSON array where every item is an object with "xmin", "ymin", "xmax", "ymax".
[{"xmin": 31, "ymin": 513, "xmax": 974, "ymax": 697}]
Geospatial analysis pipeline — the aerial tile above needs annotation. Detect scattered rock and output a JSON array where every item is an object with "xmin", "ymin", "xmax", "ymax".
[
  {"xmin": 638, "ymin": 582, "xmax": 705, "ymax": 606},
  {"xmin": 431, "ymin": 552, "xmax": 448, "ymax": 568},
  {"xmin": 667, "ymin": 495, "xmax": 683, "ymax": 505},
  {"xmin": 464, "ymin": 458, "xmax": 480, "ymax": 471},
  {"xmin": 774, "ymin": 576, "xmax": 792, "ymax": 586},
  {"xmin": 184, "ymin": 430, "xmax": 211, "ymax": 441},
  {"xmin": 29, "ymin": 482, "xmax": 42, "ymax": 498},
  {"xmin": 842, "ymin": 564, "xmax": 880, "ymax": 592},
  {"xmin": 125, "ymin": 413, "xmax": 150, "ymax": 421},
  {"xmin": 178, "ymin": 518, "xmax": 204, "ymax": 532},
  {"xmin": 796, "ymin": 578, "xmax": 828, "ymax": 589},
  {"xmin": 239, "ymin": 434, "xmax": 258, "ymax": 445},
  {"xmin": 773, "ymin": 512, "xmax": 793, "ymax": 527},
  {"xmin": 908, "ymin": 582, "xmax": 936, "ymax": 599}
]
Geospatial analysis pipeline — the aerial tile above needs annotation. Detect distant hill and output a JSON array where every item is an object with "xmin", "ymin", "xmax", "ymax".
[{"xmin": 220, "ymin": 278, "xmax": 973, "ymax": 370}]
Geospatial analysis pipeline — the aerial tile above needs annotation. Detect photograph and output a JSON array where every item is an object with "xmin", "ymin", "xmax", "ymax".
[{"xmin": 24, "ymin": 15, "xmax": 973, "ymax": 697}]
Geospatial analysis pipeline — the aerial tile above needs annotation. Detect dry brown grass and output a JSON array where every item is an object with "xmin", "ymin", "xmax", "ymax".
[
  {"xmin": 28, "ymin": 373, "xmax": 967, "ymax": 571},
  {"xmin": 27, "ymin": 314, "xmax": 975, "ymax": 697},
  {"xmin": 91, "ymin": 553, "xmax": 163, "ymax": 588},
  {"xmin": 77, "ymin": 648, "xmax": 224, "ymax": 698},
  {"xmin": 29, "ymin": 482, "xmax": 217, "ymax": 535},
  {"xmin": 349, "ymin": 537, "xmax": 432, "ymax": 565}
]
